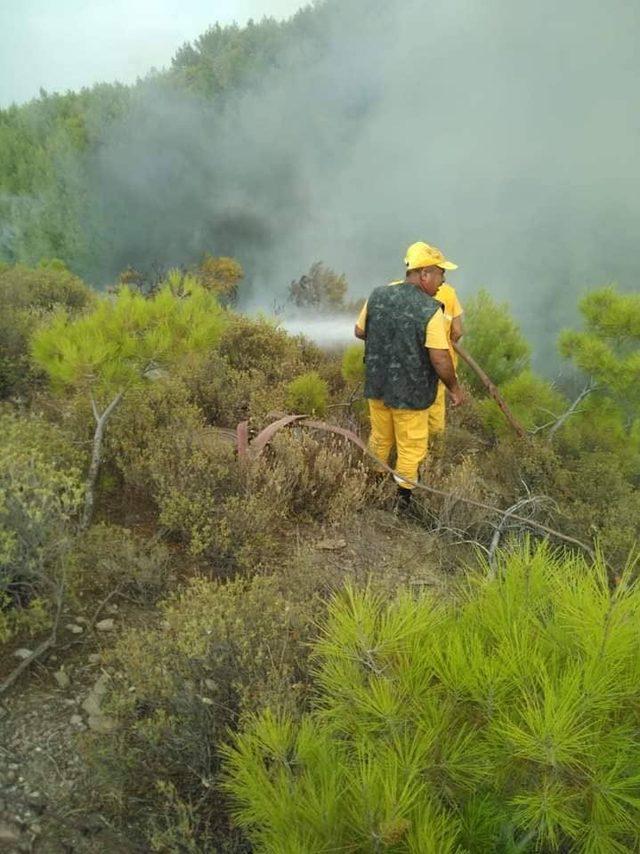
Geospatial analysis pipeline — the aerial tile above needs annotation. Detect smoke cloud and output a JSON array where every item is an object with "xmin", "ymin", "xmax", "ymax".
[{"xmin": 80, "ymin": 0, "xmax": 640, "ymax": 366}]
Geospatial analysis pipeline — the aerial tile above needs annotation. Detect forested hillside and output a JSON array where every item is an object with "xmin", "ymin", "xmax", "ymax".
[
  {"xmin": 2, "ymin": 0, "xmax": 640, "ymax": 354},
  {"xmin": 1, "ymin": 1, "xmax": 640, "ymax": 851}
]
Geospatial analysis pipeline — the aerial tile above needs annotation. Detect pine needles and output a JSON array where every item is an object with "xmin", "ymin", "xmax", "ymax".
[{"xmin": 224, "ymin": 543, "xmax": 640, "ymax": 852}]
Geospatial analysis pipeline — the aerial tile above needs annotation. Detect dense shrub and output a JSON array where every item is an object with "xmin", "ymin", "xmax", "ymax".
[
  {"xmin": 226, "ymin": 544, "xmax": 640, "ymax": 853},
  {"xmin": 556, "ymin": 396, "xmax": 640, "ymax": 475},
  {"xmin": 67, "ymin": 523, "xmax": 173, "ymax": 606},
  {"xmin": 0, "ymin": 261, "xmax": 94, "ymax": 398},
  {"xmin": 0, "ymin": 410, "xmax": 84, "ymax": 643},
  {"xmin": 86, "ymin": 572, "xmax": 320, "ymax": 850},
  {"xmin": 179, "ymin": 315, "xmax": 326, "ymax": 427},
  {"xmin": 106, "ymin": 374, "xmax": 206, "ymax": 491},
  {"xmin": 551, "ymin": 450, "xmax": 640, "ymax": 566},
  {"xmin": 285, "ymin": 371, "xmax": 329, "ymax": 416}
]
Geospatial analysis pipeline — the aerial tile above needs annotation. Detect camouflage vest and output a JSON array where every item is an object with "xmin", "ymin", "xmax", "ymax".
[{"xmin": 363, "ymin": 282, "xmax": 441, "ymax": 410}]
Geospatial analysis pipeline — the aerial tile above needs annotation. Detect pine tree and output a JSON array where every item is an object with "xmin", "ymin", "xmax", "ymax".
[
  {"xmin": 32, "ymin": 276, "xmax": 227, "ymax": 527},
  {"xmin": 224, "ymin": 543, "xmax": 640, "ymax": 853},
  {"xmin": 559, "ymin": 286, "xmax": 640, "ymax": 413}
]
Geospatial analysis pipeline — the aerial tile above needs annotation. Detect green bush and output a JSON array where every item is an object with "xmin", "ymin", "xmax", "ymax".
[
  {"xmin": 0, "ymin": 262, "xmax": 94, "ymax": 399},
  {"xmin": 478, "ymin": 370, "xmax": 568, "ymax": 436},
  {"xmin": 0, "ymin": 410, "xmax": 84, "ymax": 643},
  {"xmin": 462, "ymin": 289, "xmax": 530, "ymax": 392},
  {"xmin": 178, "ymin": 315, "xmax": 325, "ymax": 427},
  {"xmin": 225, "ymin": 544, "xmax": 640, "ymax": 853},
  {"xmin": 341, "ymin": 342, "xmax": 365, "ymax": 385},
  {"xmin": 285, "ymin": 371, "xmax": 329, "ymax": 416}
]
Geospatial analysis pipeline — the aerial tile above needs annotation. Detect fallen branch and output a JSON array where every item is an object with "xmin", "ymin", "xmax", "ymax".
[
  {"xmin": 453, "ymin": 342, "xmax": 527, "ymax": 438},
  {"xmin": 0, "ymin": 584, "xmax": 64, "ymax": 697},
  {"xmin": 487, "ymin": 496, "xmax": 549, "ymax": 576}
]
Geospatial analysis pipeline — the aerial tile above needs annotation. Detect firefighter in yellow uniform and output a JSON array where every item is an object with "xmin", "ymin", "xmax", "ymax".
[
  {"xmin": 355, "ymin": 242, "xmax": 465, "ymax": 513},
  {"xmin": 429, "ymin": 281, "xmax": 464, "ymax": 441}
]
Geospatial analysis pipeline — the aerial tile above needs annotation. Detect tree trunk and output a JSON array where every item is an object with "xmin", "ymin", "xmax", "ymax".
[{"xmin": 81, "ymin": 391, "xmax": 123, "ymax": 530}]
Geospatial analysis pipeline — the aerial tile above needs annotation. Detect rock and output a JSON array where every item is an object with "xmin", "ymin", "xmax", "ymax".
[
  {"xmin": 66, "ymin": 624, "xmax": 84, "ymax": 634},
  {"xmin": 315, "ymin": 538, "xmax": 347, "ymax": 551},
  {"xmin": 106, "ymin": 603, "xmax": 119, "ymax": 614},
  {"xmin": 82, "ymin": 673, "xmax": 110, "ymax": 717},
  {"xmin": 70, "ymin": 715, "xmax": 83, "ymax": 727},
  {"xmin": 53, "ymin": 669, "xmax": 70, "ymax": 689},
  {"xmin": 87, "ymin": 715, "xmax": 116, "ymax": 734},
  {"xmin": 96, "ymin": 618, "xmax": 115, "ymax": 631},
  {"xmin": 0, "ymin": 822, "xmax": 20, "ymax": 844},
  {"xmin": 12, "ymin": 649, "xmax": 32, "ymax": 661}
]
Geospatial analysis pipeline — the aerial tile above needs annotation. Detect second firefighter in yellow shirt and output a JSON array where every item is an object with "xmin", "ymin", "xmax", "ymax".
[{"xmin": 429, "ymin": 281, "xmax": 464, "ymax": 441}]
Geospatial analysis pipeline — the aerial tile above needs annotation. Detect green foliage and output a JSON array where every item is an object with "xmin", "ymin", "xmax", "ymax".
[
  {"xmin": 0, "ymin": 410, "xmax": 84, "ymax": 644},
  {"xmin": 558, "ymin": 396, "xmax": 640, "ymax": 475},
  {"xmin": 0, "ymin": 262, "xmax": 94, "ymax": 398},
  {"xmin": 559, "ymin": 286, "xmax": 640, "ymax": 411},
  {"xmin": 225, "ymin": 544, "xmax": 640, "ymax": 853},
  {"xmin": 341, "ymin": 342, "xmax": 365, "ymax": 385},
  {"xmin": 177, "ymin": 314, "xmax": 324, "ymax": 427},
  {"xmin": 462, "ymin": 289, "xmax": 531, "ymax": 391},
  {"xmin": 478, "ymin": 370, "xmax": 568, "ymax": 436},
  {"xmin": 31, "ymin": 279, "xmax": 227, "ymax": 400},
  {"xmin": 285, "ymin": 371, "xmax": 329, "ymax": 416}
]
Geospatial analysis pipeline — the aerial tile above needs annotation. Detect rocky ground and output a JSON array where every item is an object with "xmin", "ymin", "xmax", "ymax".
[{"xmin": 0, "ymin": 607, "xmax": 139, "ymax": 853}]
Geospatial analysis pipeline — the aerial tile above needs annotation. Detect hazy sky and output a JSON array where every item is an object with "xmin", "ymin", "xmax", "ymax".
[{"xmin": 0, "ymin": 0, "xmax": 306, "ymax": 107}]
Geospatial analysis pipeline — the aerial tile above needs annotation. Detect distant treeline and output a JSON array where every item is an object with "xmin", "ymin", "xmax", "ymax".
[{"xmin": 0, "ymin": 2, "xmax": 337, "ymax": 283}]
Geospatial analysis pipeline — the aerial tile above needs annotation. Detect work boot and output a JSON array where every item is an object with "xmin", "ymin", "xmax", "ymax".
[{"xmin": 394, "ymin": 486, "xmax": 414, "ymax": 517}]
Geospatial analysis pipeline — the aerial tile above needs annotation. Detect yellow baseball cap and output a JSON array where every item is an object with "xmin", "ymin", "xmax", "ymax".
[{"xmin": 405, "ymin": 241, "xmax": 458, "ymax": 271}]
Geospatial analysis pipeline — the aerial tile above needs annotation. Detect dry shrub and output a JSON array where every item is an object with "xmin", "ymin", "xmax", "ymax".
[
  {"xmin": 85, "ymin": 571, "xmax": 319, "ymax": 850},
  {"xmin": 146, "ymin": 425, "xmax": 287, "ymax": 573},
  {"xmin": 267, "ymin": 430, "xmax": 369, "ymax": 523},
  {"xmin": 419, "ymin": 454, "xmax": 497, "ymax": 545},
  {"xmin": 178, "ymin": 316, "xmax": 328, "ymax": 428},
  {"xmin": 106, "ymin": 375, "xmax": 205, "ymax": 490},
  {"xmin": 67, "ymin": 523, "xmax": 173, "ymax": 606}
]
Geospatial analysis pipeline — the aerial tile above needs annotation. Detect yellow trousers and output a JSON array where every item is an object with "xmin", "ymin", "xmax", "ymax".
[
  {"xmin": 368, "ymin": 399, "xmax": 429, "ymax": 490},
  {"xmin": 428, "ymin": 381, "xmax": 446, "ymax": 438}
]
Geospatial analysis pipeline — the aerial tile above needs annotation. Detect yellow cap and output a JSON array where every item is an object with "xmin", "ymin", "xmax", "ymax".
[{"xmin": 404, "ymin": 241, "xmax": 458, "ymax": 271}]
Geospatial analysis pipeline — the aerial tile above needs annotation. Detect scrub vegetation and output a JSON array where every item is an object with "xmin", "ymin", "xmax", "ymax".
[
  {"xmin": 1, "ymin": 253, "xmax": 639, "ymax": 853},
  {"xmin": 1, "ymin": 6, "xmax": 640, "ymax": 853}
]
